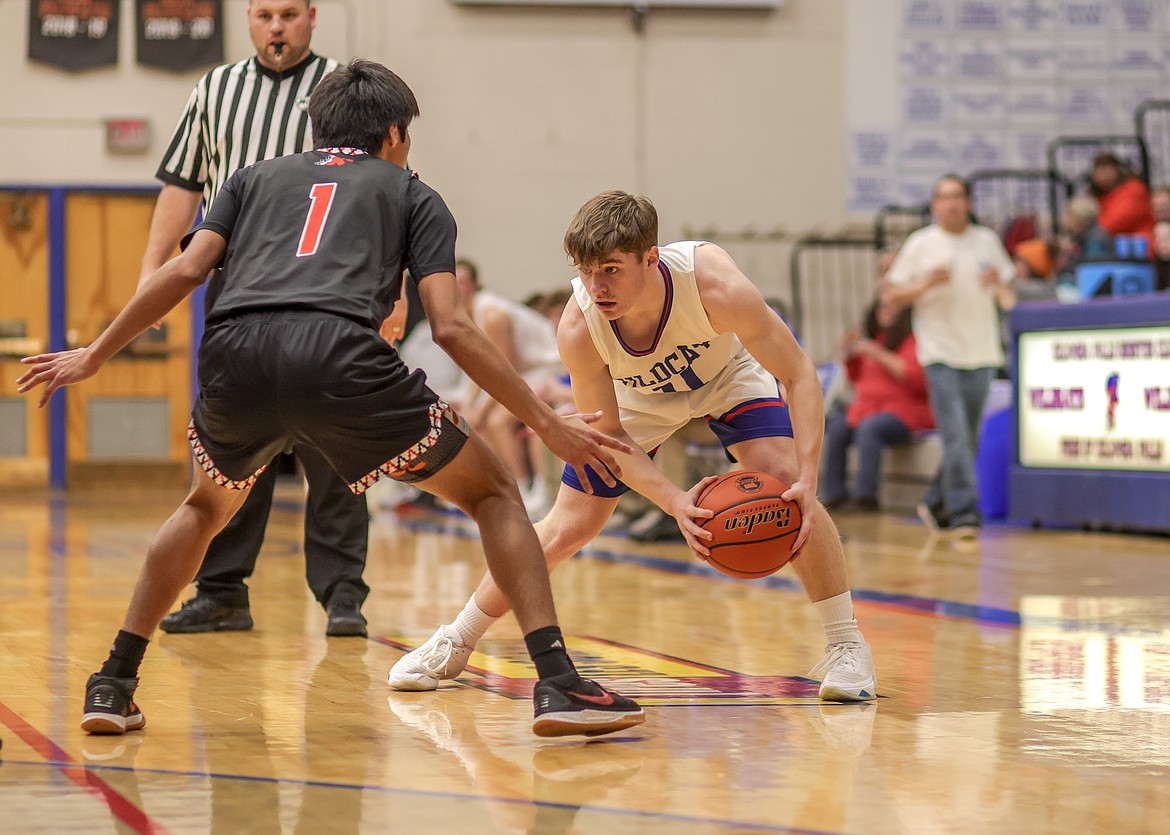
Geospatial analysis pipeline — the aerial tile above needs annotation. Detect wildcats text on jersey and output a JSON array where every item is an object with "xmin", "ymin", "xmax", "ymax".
[{"xmin": 616, "ymin": 340, "xmax": 714, "ymax": 392}]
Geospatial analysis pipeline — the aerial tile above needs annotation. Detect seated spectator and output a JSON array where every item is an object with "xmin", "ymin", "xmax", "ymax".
[
  {"xmin": 524, "ymin": 289, "xmax": 575, "ymax": 518},
  {"xmin": 527, "ymin": 289, "xmax": 575, "ymax": 412},
  {"xmin": 456, "ymin": 259, "xmax": 564, "ymax": 516},
  {"xmin": 1056, "ymin": 195, "xmax": 1114, "ymax": 276},
  {"xmin": 1090, "ymin": 152, "xmax": 1155, "ymax": 241},
  {"xmin": 1152, "ymin": 185, "xmax": 1170, "ymax": 224},
  {"xmin": 1001, "ymin": 213, "xmax": 1039, "ymax": 258},
  {"xmin": 1154, "ymin": 221, "xmax": 1170, "ymax": 291},
  {"xmin": 1013, "ymin": 238, "xmax": 1059, "ymax": 302},
  {"xmin": 820, "ymin": 299, "xmax": 934, "ymax": 512}
]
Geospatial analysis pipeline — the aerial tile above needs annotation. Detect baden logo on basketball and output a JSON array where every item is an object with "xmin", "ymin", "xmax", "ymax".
[{"xmin": 724, "ymin": 506, "xmax": 791, "ymax": 536}]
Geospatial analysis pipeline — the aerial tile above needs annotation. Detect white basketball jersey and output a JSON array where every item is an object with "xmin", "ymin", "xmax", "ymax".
[
  {"xmin": 571, "ymin": 242, "xmax": 741, "ymax": 395},
  {"xmin": 472, "ymin": 290, "xmax": 560, "ymax": 378}
]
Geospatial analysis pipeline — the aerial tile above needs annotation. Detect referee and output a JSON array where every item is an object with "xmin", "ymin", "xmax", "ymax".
[{"xmin": 141, "ymin": 0, "xmax": 370, "ymax": 638}]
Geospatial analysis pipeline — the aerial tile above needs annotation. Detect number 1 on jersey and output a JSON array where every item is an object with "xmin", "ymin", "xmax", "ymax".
[{"xmin": 296, "ymin": 182, "xmax": 337, "ymax": 258}]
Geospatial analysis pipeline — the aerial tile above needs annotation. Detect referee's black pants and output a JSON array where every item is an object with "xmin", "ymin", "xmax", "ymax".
[{"xmin": 195, "ymin": 444, "xmax": 369, "ymax": 608}]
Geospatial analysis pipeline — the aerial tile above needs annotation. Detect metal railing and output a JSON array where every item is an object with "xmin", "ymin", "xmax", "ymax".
[
  {"xmin": 873, "ymin": 205, "xmax": 930, "ymax": 252},
  {"xmin": 1047, "ymin": 134, "xmax": 1149, "ymax": 192},
  {"xmin": 968, "ymin": 168, "xmax": 1071, "ymax": 240},
  {"xmin": 1136, "ymin": 99, "xmax": 1170, "ymax": 189},
  {"xmin": 788, "ymin": 236, "xmax": 880, "ymax": 364}
]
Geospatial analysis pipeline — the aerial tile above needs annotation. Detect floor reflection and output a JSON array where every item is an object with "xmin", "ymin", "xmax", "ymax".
[{"xmin": 4, "ymin": 488, "xmax": 1170, "ymax": 832}]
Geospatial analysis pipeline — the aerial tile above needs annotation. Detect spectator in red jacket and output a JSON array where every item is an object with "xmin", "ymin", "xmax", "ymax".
[
  {"xmin": 1090, "ymin": 152, "xmax": 1155, "ymax": 242},
  {"xmin": 820, "ymin": 299, "xmax": 935, "ymax": 512}
]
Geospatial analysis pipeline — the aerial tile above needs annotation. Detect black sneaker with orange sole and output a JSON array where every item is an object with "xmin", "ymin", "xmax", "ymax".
[
  {"xmin": 82, "ymin": 674, "xmax": 146, "ymax": 735},
  {"xmin": 532, "ymin": 673, "xmax": 645, "ymax": 737}
]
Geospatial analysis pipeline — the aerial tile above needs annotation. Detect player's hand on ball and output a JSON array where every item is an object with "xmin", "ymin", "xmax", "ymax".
[
  {"xmin": 670, "ymin": 476, "xmax": 718, "ymax": 559},
  {"xmin": 781, "ymin": 480, "xmax": 817, "ymax": 555},
  {"xmin": 17, "ymin": 348, "xmax": 99, "ymax": 408}
]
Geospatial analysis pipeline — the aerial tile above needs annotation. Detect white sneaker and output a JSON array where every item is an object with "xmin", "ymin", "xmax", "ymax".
[
  {"xmin": 521, "ymin": 480, "xmax": 552, "ymax": 521},
  {"xmin": 808, "ymin": 641, "xmax": 877, "ymax": 702},
  {"xmin": 387, "ymin": 627, "xmax": 474, "ymax": 691}
]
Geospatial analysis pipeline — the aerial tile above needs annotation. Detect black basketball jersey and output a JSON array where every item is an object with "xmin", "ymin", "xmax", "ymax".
[{"xmin": 191, "ymin": 148, "xmax": 457, "ymax": 329}]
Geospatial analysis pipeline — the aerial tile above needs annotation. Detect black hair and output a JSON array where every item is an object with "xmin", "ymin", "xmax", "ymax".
[
  {"xmin": 308, "ymin": 58, "xmax": 419, "ymax": 155},
  {"xmin": 864, "ymin": 300, "xmax": 913, "ymax": 351}
]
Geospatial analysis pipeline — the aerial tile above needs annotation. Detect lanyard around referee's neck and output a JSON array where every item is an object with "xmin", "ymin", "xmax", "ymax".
[{"xmin": 256, "ymin": 51, "xmax": 315, "ymax": 83}]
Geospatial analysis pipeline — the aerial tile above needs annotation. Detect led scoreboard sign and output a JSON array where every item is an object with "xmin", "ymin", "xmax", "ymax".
[{"xmin": 1017, "ymin": 326, "xmax": 1170, "ymax": 472}]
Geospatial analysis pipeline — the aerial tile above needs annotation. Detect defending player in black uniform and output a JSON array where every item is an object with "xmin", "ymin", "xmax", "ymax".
[{"xmin": 18, "ymin": 59, "xmax": 644, "ymax": 739}]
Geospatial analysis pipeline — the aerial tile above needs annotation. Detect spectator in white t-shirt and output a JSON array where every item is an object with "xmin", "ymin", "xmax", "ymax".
[{"xmin": 883, "ymin": 174, "xmax": 1016, "ymax": 539}]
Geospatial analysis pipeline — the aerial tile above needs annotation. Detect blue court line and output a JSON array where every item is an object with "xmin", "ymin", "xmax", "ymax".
[
  {"xmin": 329, "ymin": 502, "xmax": 1025, "ymax": 629},
  {"xmin": 4, "ymin": 759, "xmax": 852, "ymax": 835}
]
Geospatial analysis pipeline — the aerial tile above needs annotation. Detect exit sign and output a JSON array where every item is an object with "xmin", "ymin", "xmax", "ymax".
[{"xmin": 105, "ymin": 118, "xmax": 151, "ymax": 154}]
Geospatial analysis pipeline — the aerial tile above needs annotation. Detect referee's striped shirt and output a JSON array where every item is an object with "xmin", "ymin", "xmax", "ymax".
[{"xmin": 157, "ymin": 52, "xmax": 340, "ymax": 209}]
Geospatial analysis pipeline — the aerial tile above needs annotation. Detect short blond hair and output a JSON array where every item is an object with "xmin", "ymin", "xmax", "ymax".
[
  {"xmin": 1065, "ymin": 194, "xmax": 1100, "ymax": 228},
  {"xmin": 563, "ymin": 190, "xmax": 658, "ymax": 268}
]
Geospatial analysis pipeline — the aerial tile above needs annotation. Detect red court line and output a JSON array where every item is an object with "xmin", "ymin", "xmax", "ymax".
[{"xmin": 0, "ymin": 701, "xmax": 173, "ymax": 835}]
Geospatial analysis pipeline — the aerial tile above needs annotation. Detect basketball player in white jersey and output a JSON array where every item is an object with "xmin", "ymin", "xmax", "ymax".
[
  {"xmin": 389, "ymin": 190, "xmax": 877, "ymax": 702},
  {"xmin": 455, "ymin": 258, "xmax": 563, "ymax": 510}
]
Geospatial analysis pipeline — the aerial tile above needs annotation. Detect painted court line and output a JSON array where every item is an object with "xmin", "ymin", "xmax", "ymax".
[
  {"xmin": 2, "ymin": 757, "xmax": 852, "ymax": 835},
  {"xmin": 0, "ymin": 701, "xmax": 171, "ymax": 835},
  {"xmin": 362, "ymin": 505, "xmax": 1025, "ymax": 628}
]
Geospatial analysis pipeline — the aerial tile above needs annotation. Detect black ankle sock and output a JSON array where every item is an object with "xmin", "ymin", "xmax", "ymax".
[
  {"xmin": 524, "ymin": 625, "xmax": 577, "ymax": 680},
  {"xmin": 99, "ymin": 630, "xmax": 150, "ymax": 679}
]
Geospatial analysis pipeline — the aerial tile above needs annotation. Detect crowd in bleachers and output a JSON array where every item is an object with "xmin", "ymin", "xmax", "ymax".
[{"xmin": 817, "ymin": 142, "xmax": 1170, "ymax": 522}]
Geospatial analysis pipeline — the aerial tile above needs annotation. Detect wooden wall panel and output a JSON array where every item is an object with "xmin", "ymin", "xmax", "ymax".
[
  {"xmin": 64, "ymin": 193, "xmax": 192, "ymax": 465},
  {"xmin": 0, "ymin": 192, "xmax": 50, "ymax": 486}
]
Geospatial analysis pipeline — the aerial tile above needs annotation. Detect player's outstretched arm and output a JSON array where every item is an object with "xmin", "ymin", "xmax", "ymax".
[
  {"xmin": 557, "ymin": 303, "xmax": 715, "ymax": 556},
  {"xmin": 17, "ymin": 230, "xmax": 225, "ymax": 407},
  {"xmin": 416, "ymin": 272, "xmax": 633, "ymax": 488},
  {"xmin": 138, "ymin": 185, "xmax": 203, "ymax": 289},
  {"xmin": 695, "ymin": 243, "xmax": 823, "ymax": 552}
]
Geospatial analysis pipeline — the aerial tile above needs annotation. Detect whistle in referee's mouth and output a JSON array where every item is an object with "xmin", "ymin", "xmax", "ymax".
[{"xmin": 273, "ymin": 41, "xmax": 285, "ymax": 58}]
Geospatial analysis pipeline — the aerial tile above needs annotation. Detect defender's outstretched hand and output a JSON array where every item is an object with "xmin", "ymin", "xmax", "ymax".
[
  {"xmin": 17, "ymin": 349, "xmax": 99, "ymax": 408},
  {"xmin": 540, "ymin": 410, "xmax": 633, "ymax": 494}
]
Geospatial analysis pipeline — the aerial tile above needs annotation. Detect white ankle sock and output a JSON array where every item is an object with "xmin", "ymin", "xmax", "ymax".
[
  {"xmin": 445, "ymin": 596, "xmax": 498, "ymax": 647},
  {"xmin": 813, "ymin": 591, "xmax": 864, "ymax": 645}
]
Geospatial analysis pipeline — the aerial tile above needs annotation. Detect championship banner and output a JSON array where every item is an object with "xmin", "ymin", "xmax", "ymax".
[
  {"xmin": 28, "ymin": 0, "xmax": 119, "ymax": 72},
  {"xmin": 136, "ymin": 0, "xmax": 223, "ymax": 73}
]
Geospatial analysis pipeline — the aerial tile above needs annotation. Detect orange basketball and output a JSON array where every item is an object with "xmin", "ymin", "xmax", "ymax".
[{"xmin": 696, "ymin": 470, "xmax": 801, "ymax": 579}]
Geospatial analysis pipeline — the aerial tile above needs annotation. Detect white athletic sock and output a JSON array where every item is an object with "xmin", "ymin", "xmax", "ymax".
[
  {"xmin": 813, "ymin": 591, "xmax": 864, "ymax": 645},
  {"xmin": 445, "ymin": 596, "xmax": 498, "ymax": 647}
]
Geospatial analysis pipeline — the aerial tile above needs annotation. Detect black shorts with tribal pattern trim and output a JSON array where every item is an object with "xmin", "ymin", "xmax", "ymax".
[{"xmin": 189, "ymin": 311, "xmax": 469, "ymax": 493}]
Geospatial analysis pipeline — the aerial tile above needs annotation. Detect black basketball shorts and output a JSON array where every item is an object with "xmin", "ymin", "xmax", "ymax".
[{"xmin": 189, "ymin": 311, "xmax": 469, "ymax": 493}]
